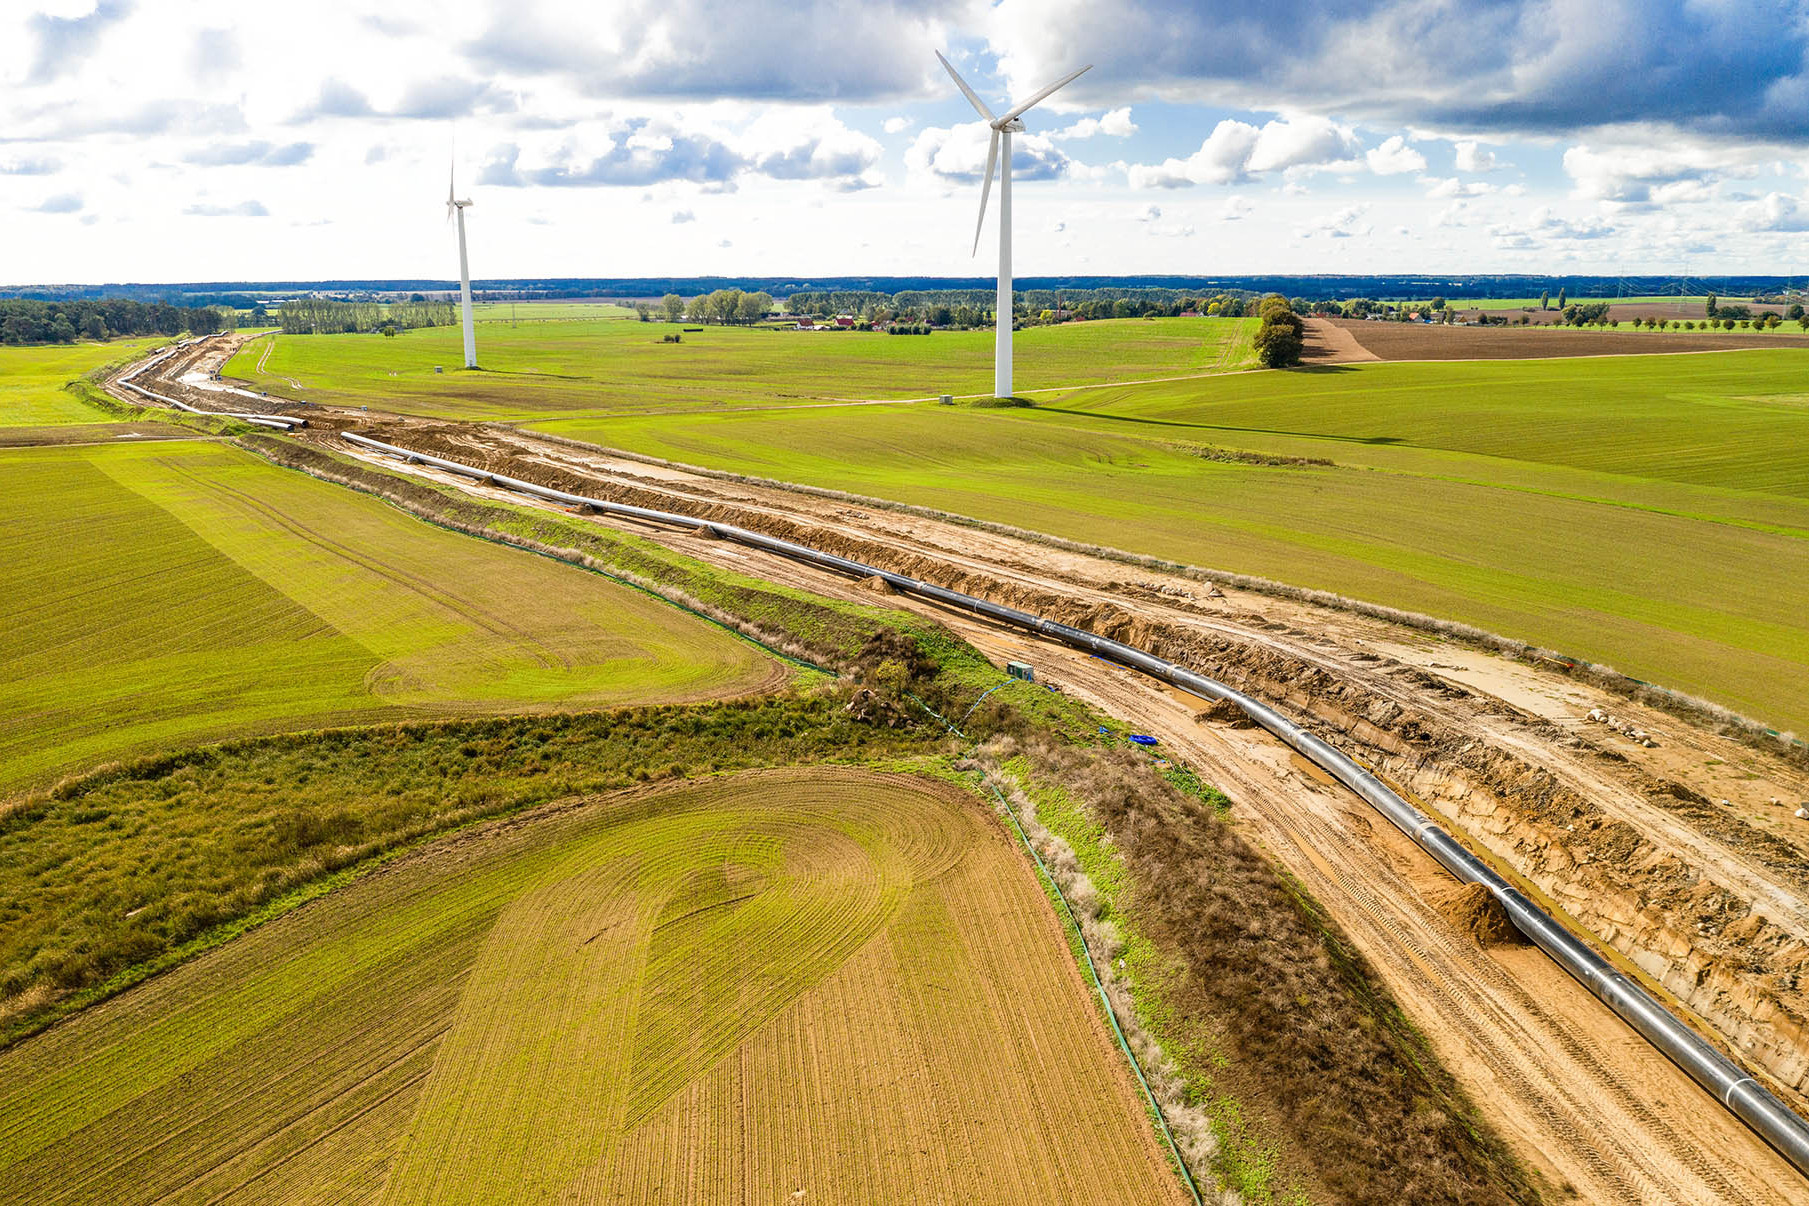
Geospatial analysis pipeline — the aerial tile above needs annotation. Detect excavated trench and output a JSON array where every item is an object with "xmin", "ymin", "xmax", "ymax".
[{"xmin": 352, "ymin": 416, "xmax": 1809, "ymax": 1102}]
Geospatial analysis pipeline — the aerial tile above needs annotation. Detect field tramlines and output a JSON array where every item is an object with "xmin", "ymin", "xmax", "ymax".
[
  {"xmin": 0, "ymin": 768, "xmax": 1186, "ymax": 1205},
  {"xmin": 0, "ymin": 438, "xmax": 778, "ymax": 793}
]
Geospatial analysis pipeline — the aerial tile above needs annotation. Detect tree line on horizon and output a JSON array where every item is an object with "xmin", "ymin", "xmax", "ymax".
[{"xmin": 0, "ymin": 298, "xmax": 236, "ymax": 346}]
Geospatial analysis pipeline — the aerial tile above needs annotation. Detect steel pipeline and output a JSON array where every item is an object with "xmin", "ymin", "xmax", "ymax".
[{"xmin": 337, "ymin": 429, "xmax": 1809, "ymax": 1180}]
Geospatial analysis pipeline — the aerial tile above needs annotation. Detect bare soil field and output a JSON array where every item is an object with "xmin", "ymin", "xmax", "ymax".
[
  {"xmin": 1465, "ymin": 302, "xmax": 1795, "ymax": 326},
  {"xmin": 0, "ymin": 768, "xmax": 1186, "ymax": 1206},
  {"xmin": 1329, "ymin": 316, "xmax": 1809, "ymax": 360}
]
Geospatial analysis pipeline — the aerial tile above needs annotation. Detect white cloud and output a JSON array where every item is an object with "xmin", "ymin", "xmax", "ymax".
[
  {"xmin": 671, "ymin": 208, "xmax": 695, "ymax": 223},
  {"xmin": 1748, "ymin": 192, "xmax": 1809, "ymax": 232},
  {"xmin": 1365, "ymin": 135, "xmax": 1425, "ymax": 175},
  {"xmin": 1453, "ymin": 140, "xmax": 1498, "ymax": 172},
  {"xmin": 1300, "ymin": 204, "xmax": 1370, "ymax": 239},
  {"xmin": 1053, "ymin": 107, "xmax": 1137, "ymax": 140},
  {"xmin": 1422, "ymin": 176, "xmax": 1494, "ymax": 199},
  {"xmin": 1124, "ymin": 114, "xmax": 1357, "ymax": 188},
  {"xmin": 883, "ymin": 116, "xmax": 912, "ymax": 135},
  {"xmin": 1218, "ymin": 196, "xmax": 1252, "ymax": 221},
  {"xmin": 906, "ymin": 123, "xmax": 1068, "ymax": 183}
]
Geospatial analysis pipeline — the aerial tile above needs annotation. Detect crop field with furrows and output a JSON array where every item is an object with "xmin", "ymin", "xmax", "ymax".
[
  {"xmin": 221, "ymin": 315, "xmax": 1260, "ymax": 421},
  {"xmin": 0, "ymin": 768, "xmax": 1186, "ymax": 1206},
  {"xmin": 534, "ymin": 348, "xmax": 1809, "ymax": 730},
  {"xmin": 0, "ymin": 440, "xmax": 778, "ymax": 793}
]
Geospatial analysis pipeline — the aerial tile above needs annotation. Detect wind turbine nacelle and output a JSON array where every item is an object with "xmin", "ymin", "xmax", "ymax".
[{"xmin": 997, "ymin": 118, "xmax": 1027, "ymax": 132}]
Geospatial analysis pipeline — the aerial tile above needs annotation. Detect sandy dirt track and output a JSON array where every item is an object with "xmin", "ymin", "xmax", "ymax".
[{"xmin": 128, "ymin": 337, "xmax": 1809, "ymax": 1203}]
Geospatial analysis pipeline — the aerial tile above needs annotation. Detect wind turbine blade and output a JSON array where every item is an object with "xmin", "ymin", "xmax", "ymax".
[
  {"xmin": 447, "ymin": 160, "xmax": 456, "ymax": 221},
  {"xmin": 997, "ymin": 63, "xmax": 1092, "ymax": 126},
  {"xmin": 972, "ymin": 128, "xmax": 999, "ymax": 256},
  {"xmin": 936, "ymin": 50, "xmax": 996, "ymax": 122}
]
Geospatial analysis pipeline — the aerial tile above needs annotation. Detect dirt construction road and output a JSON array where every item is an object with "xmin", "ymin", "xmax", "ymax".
[{"xmin": 127, "ymin": 336, "xmax": 1809, "ymax": 1204}]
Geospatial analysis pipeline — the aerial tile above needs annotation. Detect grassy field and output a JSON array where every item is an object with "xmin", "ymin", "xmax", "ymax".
[
  {"xmin": 470, "ymin": 301, "xmax": 636, "ymax": 321},
  {"xmin": 223, "ymin": 316, "xmax": 1260, "ymax": 421},
  {"xmin": 532, "ymin": 349, "xmax": 1809, "ymax": 731},
  {"xmin": 0, "ymin": 767, "xmax": 1186, "ymax": 1205},
  {"xmin": 0, "ymin": 338, "xmax": 165, "ymax": 431},
  {"xmin": 0, "ymin": 439, "xmax": 777, "ymax": 794}
]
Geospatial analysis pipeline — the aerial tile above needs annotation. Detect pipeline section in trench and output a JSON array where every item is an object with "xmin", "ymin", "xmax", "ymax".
[
  {"xmin": 337, "ymin": 429, "xmax": 1809, "ymax": 1181},
  {"xmin": 116, "ymin": 336, "xmax": 306, "ymax": 431}
]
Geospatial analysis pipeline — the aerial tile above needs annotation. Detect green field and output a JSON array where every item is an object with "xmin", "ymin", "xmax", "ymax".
[
  {"xmin": 223, "ymin": 316, "xmax": 1260, "ymax": 421},
  {"xmin": 0, "ymin": 439, "xmax": 777, "ymax": 793},
  {"xmin": 531, "ymin": 349, "xmax": 1809, "ymax": 731},
  {"xmin": 470, "ymin": 300, "xmax": 636, "ymax": 321},
  {"xmin": 0, "ymin": 768, "xmax": 1184, "ymax": 1205},
  {"xmin": 0, "ymin": 339, "xmax": 163, "ymax": 428},
  {"xmin": 223, "ymin": 319, "xmax": 1809, "ymax": 728}
]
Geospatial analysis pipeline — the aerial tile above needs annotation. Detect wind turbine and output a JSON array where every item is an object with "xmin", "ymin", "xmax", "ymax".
[
  {"xmin": 936, "ymin": 50, "xmax": 1090, "ymax": 399},
  {"xmin": 446, "ymin": 161, "xmax": 476, "ymax": 369}
]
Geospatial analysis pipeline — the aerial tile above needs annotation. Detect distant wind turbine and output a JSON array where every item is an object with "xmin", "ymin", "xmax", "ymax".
[
  {"xmin": 446, "ymin": 161, "xmax": 476, "ymax": 369},
  {"xmin": 936, "ymin": 50, "xmax": 1090, "ymax": 399}
]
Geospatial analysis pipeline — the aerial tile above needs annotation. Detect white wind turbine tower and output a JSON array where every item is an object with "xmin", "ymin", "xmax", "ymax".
[
  {"xmin": 446, "ymin": 161, "xmax": 477, "ymax": 369},
  {"xmin": 936, "ymin": 50, "xmax": 1090, "ymax": 399}
]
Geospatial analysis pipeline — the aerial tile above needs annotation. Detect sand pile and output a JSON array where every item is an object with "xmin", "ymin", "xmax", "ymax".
[{"xmin": 1439, "ymin": 883, "xmax": 1526, "ymax": 947}]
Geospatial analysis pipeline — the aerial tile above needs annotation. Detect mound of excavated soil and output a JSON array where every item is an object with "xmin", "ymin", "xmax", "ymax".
[
  {"xmin": 1438, "ymin": 882, "xmax": 1526, "ymax": 947},
  {"xmin": 1194, "ymin": 697, "xmax": 1256, "ymax": 728},
  {"xmin": 859, "ymin": 574, "xmax": 899, "ymax": 595}
]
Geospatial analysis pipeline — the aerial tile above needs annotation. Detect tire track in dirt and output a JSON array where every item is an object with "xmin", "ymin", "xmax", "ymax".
[{"xmin": 326, "ymin": 439, "xmax": 1809, "ymax": 1202}]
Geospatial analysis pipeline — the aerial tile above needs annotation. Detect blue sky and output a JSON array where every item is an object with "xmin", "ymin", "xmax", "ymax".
[{"xmin": 2, "ymin": 0, "xmax": 1807, "ymax": 283}]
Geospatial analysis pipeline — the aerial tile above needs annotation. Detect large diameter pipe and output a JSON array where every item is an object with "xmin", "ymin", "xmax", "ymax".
[{"xmin": 337, "ymin": 430, "xmax": 1809, "ymax": 1180}]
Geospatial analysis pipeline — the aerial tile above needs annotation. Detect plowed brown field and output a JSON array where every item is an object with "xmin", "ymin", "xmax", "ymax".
[
  {"xmin": 1322, "ymin": 316, "xmax": 1809, "ymax": 360},
  {"xmin": 0, "ymin": 768, "xmax": 1187, "ymax": 1206}
]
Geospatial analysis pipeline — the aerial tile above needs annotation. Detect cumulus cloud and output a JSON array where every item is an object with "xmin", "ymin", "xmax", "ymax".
[
  {"xmin": 985, "ymin": 0, "xmax": 1809, "ymax": 143},
  {"xmin": 1053, "ymin": 107, "xmax": 1137, "ymax": 140},
  {"xmin": 482, "ymin": 113, "xmax": 881, "ymax": 190},
  {"xmin": 1453, "ymin": 140, "xmax": 1498, "ymax": 172},
  {"xmin": 1125, "ymin": 115, "xmax": 1357, "ymax": 188},
  {"xmin": 671, "ymin": 208, "xmax": 695, "ymax": 223},
  {"xmin": 1748, "ymin": 192, "xmax": 1809, "ymax": 232},
  {"xmin": 1218, "ymin": 195, "xmax": 1252, "ymax": 221},
  {"xmin": 33, "ymin": 193, "xmax": 83, "ymax": 214},
  {"xmin": 883, "ymin": 116, "xmax": 912, "ymax": 134},
  {"xmin": 182, "ymin": 141, "xmax": 314, "ymax": 167},
  {"xmin": 465, "ymin": 0, "xmax": 961, "ymax": 101},
  {"xmin": 1490, "ymin": 207, "xmax": 1616, "ymax": 247},
  {"xmin": 907, "ymin": 123, "xmax": 1069, "ymax": 184},
  {"xmin": 184, "ymin": 201, "xmax": 270, "ymax": 217},
  {"xmin": 26, "ymin": 0, "xmax": 132, "ymax": 84},
  {"xmin": 1562, "ymin": 141, "xmax": 1756, "ymax": 203},
  {"xmin": 1365, "ymin": 135, "xmax": 1425, "ymax": 175}
]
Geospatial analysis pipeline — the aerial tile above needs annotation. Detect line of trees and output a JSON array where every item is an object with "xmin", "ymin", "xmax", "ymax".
[
  {"xmin": 0, "ymin": 298, "xmax": 234, "ymax": 346},
  {"xmin": 276, "ymin": 298, "xmax": 458, "ymax": 335}
]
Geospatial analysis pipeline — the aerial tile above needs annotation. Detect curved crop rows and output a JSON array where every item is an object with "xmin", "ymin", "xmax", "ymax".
[{"xmin": 0, "ymin": 768, "xmax": 1186, "ymax": 1206}]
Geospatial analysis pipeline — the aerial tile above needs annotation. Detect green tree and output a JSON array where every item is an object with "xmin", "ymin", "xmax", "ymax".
[
  {"xmin": 1253, "ymin": 298, "xmax": 1305, "ymax": 368},
  {"xmin": 1555, "ymin": 287, "xmax": 1567, "ymax": 309},
  {"xmin": 1705, "ymin": 293, "xmax": 1718, "ymax": 317},
  {"xmin": 1539, "ymin": 289, "xmax": 1550, "ymax": 311},
  {"xmin": 659, "ymin": 294, "xmax": 685, "ymax": 322},
  {"xmin": 1430, "ymin": 296, "xmax": 1446, "ymax": 311}
]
